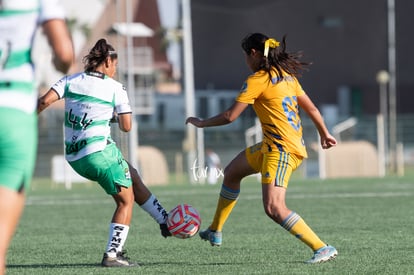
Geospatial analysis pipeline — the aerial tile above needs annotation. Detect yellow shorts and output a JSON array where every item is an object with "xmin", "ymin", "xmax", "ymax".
[{"xmin": 245, "ymin": 142, "xmax": 303, "ymax": 187}]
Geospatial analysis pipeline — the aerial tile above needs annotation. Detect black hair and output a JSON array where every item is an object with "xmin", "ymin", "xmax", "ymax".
[
  {"xmin": 83, "ymin": 38, "xmax": 118, "ymax": 72},
  {"xmin": 241, "ymin": 33, "xmax": 310, "ymax": 80}
]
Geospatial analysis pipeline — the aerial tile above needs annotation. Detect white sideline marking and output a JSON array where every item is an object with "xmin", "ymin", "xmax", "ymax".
[
  {"xmin": 244, "ymin": 191, "xmax": 414, "ymax": 200},
  {"xmin": 25, "ymin": 197, "xmax": 112, "ymax": 206},
  {"xmin": 25, "ymin": 190, "xmax": 413, "ymax": 206}
]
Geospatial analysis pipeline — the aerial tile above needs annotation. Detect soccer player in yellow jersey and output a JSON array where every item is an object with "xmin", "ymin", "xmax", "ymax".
[{"xmin": 186, "ymin": 33, "xmax": 338, "ymax": 264}]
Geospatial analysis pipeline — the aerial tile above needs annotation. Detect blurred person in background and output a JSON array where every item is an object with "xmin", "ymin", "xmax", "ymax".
[
  {"xmin": 38, "ymin": 38, "xmax": 171, "ymax": 267},
  {"xmin": 206, "ymin": 148, "xmax": 222, "ymax": 185},
  {"xmin": 186, "ymin": 32, "xmax": 338, "ymax": 264},
  {"xmin": 0, "ymin": 0, "xmax": 74, "ymax": 274}
]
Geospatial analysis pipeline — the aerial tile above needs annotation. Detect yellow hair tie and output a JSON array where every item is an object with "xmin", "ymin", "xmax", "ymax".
[{"xmin": 264, "ymin": 38, "xmax": 280, "ymax": 57}]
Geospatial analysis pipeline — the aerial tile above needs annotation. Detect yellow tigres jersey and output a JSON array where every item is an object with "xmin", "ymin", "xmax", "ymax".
[{"xmin": 236, "ymin": 70, "xmax": 308, "ymax": 158}]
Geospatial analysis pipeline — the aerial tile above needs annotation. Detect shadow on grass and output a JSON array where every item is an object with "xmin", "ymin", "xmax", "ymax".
[
  {"xmin": 7, "ymin": 261, "xmax": 242, "ymax": 269},
  {"xmin": 141, "ymin": 261, "xmax": 243, "ymax": 267},
  {"xmin": 7, "ymin": 263, "xmax": 101, "ymax": 269}
]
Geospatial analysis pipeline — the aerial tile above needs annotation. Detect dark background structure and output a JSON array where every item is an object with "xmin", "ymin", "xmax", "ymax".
[{"xmin": 190, "ymin": 0, "xmax": 412, "ymax": 115}]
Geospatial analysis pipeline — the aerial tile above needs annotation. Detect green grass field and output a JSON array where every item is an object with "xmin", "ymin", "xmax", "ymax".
[{"xmin": 7, "ymin": 174, "xmax": 414, "ymax": 275}]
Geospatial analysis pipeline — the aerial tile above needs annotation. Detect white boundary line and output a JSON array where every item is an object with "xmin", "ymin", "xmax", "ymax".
[{"xmin": 25, "ymin": 190, "xmax": 413, "ymax": 206}]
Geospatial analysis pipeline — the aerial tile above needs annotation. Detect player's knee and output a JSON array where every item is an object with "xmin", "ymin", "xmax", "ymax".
[
  {"xmin": 223, "ymin": 168, "xmax": 245, "ymax": 184},
  {"xmin": 263, "ymin": 204, "xmax": 274, "ymax": 217},
  {"xmin": 262, "ymin": 204, "xmax": 284, "ymax": 224}
]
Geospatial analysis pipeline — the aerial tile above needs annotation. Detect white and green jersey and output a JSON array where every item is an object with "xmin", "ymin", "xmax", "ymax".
[
  {"xmin": 0, "ymin": 0, "xmax": 65, "ymax": 113},
  {"xmin": 52, "ymin": 71, "xmax": 132, "ymax": 162}
]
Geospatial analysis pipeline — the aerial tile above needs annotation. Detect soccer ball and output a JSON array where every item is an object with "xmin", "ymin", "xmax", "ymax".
[{"xmin": 167, "ymin": 203, "xmax": 201, "ymax": 239}]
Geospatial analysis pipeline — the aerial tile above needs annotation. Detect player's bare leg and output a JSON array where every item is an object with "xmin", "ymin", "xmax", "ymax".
[
  {"xmin": 0, "ymin": 187, "xmax": 25, "ymax": 275},
  {"xmin": 262, "ymin": 181, "xmax": 337, "ymax": 263},
  {"xmin": 111, "ymin": 186, "xmax": 134, "ymax": 225},
  {"xmin": 102, "ymin": 186, "xmax": 136, "ymax": 267},
  {"xmin": 200, "ymin": 150, "xmax": 256, "ymax": 246}
]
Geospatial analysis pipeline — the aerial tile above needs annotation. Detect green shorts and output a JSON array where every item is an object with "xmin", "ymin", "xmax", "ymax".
[
  {"xmin": 69, "ymin": 143, "xmax": 132, "ymax": 195},
  {"xmin": 0, "ymin": 108, "xmax": 37, "ymax": 192}
]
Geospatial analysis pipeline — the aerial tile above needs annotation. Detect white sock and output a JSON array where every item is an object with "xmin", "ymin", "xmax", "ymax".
[
  {"xmin": 105, "ymin": 223, "xmax": 129, "ymax": 257},
  {"xmin": 140, "ymin": 194, "xmax": 168, "ymax": 224}
]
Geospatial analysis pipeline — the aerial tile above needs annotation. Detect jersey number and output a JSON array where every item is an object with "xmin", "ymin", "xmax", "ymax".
[
  {"xmin": 0, "ymin": 41, "xmax": 11, "ymax": 70},
  {"xmin": 67, "ymin": 109, "xmax": 93, "ymax": 130},
  {"xmin": 282, "ymin": 96, "xmax": 301, "ymax": 131}
]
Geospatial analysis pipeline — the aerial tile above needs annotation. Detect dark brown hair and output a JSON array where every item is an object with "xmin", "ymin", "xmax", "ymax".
[
  {"xmin": 241, "ymin": 33, "xmax": 310, "ymax": 81},
  {"xmin": 82, "ymin": 38, "xmax": 118, "ymax": 72}
]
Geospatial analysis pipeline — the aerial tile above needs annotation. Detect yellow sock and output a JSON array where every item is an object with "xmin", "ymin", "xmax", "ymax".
[
  {"xmin": 281, "ymin": 212, "xmax": 326, "ymax": 251},
  {"xmin": 210, "ymin": 185, "xmax": 239, "ymax": 232}
]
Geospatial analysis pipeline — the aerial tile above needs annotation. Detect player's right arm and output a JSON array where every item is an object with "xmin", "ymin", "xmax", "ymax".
[
  {"xmin": 37, "ymin": 88, "xmax": 59, "ymax": 114},
  {"xmin": 186, "ymin": 101, "xmax": 248, "ymax": 128}
]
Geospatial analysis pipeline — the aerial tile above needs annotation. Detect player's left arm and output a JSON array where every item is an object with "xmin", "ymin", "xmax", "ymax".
[
  {"xmin": 185, "ymin": 101, "xmax": 249, "ymax": 128},
  {"xmin": 117, "ymin": 113, "xmax": 132, "ymax": 132},
  {"xmin": 297, "ymin": 94, "xmax": 337, "ymax": 149}
]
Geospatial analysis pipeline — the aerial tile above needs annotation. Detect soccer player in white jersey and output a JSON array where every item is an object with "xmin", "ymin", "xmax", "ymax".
[
  {"xmin": 38, "ymin": 38, "xmax": 171, "ymax": 267},
  {"xmin": 0, "ymin": 0, "xmax": 73, "ymax": 274}
]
